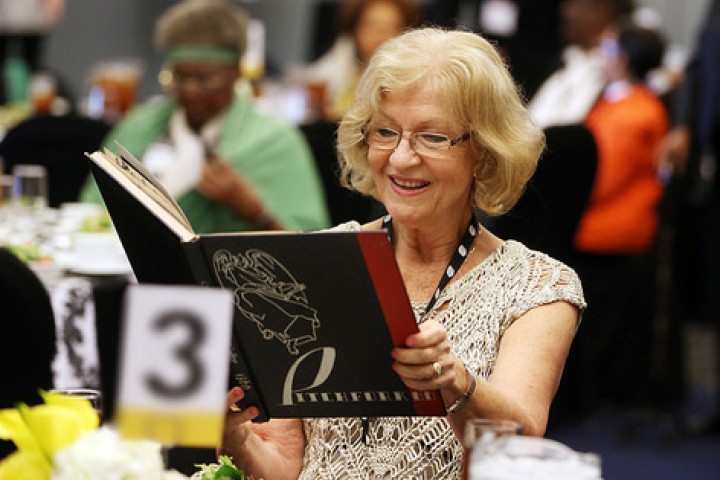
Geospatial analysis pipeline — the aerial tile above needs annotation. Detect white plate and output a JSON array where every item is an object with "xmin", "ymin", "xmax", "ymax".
[{"xmin": 69, "ymin": 259, "xmax": 132, "ymax": 276}]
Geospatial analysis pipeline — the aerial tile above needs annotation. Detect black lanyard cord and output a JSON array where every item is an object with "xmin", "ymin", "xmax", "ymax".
[{"xmin": 382, "ymin": 213, "xmax": 480, "ymax": 319}]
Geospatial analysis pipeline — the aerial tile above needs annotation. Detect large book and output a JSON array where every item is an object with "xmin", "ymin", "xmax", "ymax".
[{"xmin": 85, "ymin": 144, "xmax": 446, "ymax": 422}]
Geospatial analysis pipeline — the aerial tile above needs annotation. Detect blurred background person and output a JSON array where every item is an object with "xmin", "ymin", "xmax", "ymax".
[
  {"xmin": 302, "ymin": 0, "xmax": 423, "ymax": 122},
  {"xmin": 656, "ymin": 0, "xmax": 720, "ymax": 435},
  {"xmin": 560, "ymin": 20, "xmax": 669, "ymax": 424},
  {"xmin": 426, "ymin": 0, "xmax": 563, "ymax": 99},
  {"xmin": 528, "ymin": 0, "xmax": 636, "ymax": 129},
  {"xmin": 0, "ymin": 0, "xmax": 76, "ymax": 117},
  {"xmin": 0, "ymin": 0, "xmax": 65, "ymax": 105},
  {"xmin": 80, "ymin": 0, "xmax": 330, "ymax": 234}
]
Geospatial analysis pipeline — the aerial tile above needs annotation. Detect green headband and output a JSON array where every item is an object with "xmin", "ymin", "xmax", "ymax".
[{"xmin": 166, "ymin": 45, "xmax": 239, "ymax": 65}]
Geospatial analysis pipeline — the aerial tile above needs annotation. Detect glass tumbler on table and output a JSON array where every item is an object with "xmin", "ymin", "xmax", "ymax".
[
  {"xmin": 467, "ymin": 435, "xmax": 602, "ymax": 480},
  {"xmin": 12, "ymin": 164, "xmax": 48, "ymax": 211},
  {"xmin": 50, "ymin": 388, "xmax": 104, "ymax": 424},
  {"xmin": 462, "ymin": 418, "xmax": 522, "ymax": 480}
]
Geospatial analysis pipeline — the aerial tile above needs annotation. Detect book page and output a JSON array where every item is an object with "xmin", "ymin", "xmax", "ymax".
[{"xmin": 86, "ymin": 148, "xmax": 196, "ymax": 243}]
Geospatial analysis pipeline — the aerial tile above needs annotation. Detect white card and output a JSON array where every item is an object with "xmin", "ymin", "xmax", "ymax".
[{"xmin": 116, "ymin": 284, "xmax": 233, "ymax": 446}]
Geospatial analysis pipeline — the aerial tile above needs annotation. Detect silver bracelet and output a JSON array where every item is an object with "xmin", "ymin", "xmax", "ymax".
[{"xmin": 446, "ymin": 366, "xmax": 476, "ymax": 414}]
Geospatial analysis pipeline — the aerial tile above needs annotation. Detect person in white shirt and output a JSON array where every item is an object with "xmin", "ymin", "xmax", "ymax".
[{"xmin": 528, "ymin": 0, "xmax": 635, "ymax": 128}]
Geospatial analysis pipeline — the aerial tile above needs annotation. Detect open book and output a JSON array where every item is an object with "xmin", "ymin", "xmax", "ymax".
[{"xmin": 85, "ymin": 144, "xmax": 446, "ymax": 421}]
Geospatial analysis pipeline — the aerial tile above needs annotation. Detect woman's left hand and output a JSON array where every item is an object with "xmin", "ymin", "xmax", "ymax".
[
  {"xmin": 197, "ymin": 159, "xmax": 249, "ymax": 204},
  {"xmin": 391, "ymin": 320, "xmax": 466, "ymax": 394}
]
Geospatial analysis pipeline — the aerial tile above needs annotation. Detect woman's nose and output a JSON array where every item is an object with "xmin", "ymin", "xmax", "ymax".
[{"xmin": 388, "ymin": 136, "xmax": 420, "ymax": 166}]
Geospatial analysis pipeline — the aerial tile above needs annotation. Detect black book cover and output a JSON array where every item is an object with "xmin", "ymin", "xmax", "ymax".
[{"xmin": 85, "ymin": 145, "xmax": 446, "ymax": 420}]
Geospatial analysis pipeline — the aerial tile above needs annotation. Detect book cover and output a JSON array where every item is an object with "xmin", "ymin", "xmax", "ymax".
[{"xmin": 85, "ymin": 145, "xmax": 446, "ymax": 420}]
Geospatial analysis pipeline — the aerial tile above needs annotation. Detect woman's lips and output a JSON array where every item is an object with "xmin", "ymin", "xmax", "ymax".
[{"xmin": 389, "ymin": 175, "xmax": 430, "ymax": 195}]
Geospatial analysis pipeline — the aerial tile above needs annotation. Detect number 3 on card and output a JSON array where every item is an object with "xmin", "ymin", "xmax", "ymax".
[{"xmin": 116, "ymin": 284, "xmax": 233, "ymax": 447}]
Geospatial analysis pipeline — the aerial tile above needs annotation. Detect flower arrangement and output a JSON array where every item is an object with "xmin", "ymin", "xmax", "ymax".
[
  {"xmin": 191, "ymin": 455, "xmax": 253, "ymax": 480},
  {"xmin": 0, "ymin": 391, "xmax": 249, "ymax": 479},
  {"xmin": 0, "ymin": 390, "xmax": 99, "ymax": 479}
]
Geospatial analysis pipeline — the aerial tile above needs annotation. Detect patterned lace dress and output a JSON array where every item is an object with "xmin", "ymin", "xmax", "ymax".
[{"xmin": 298, "ymin": 222, "xmax": 586, "ymax": 479}]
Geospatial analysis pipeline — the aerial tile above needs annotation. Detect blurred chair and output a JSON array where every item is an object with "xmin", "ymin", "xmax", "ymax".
[
  {"xmin": 484, "ymin": 123, "xmax": 598, "ymax": 429},
  {"xmin": 0, "ymin": 247, "xmax": 56, "ymax": 458},
  {"xmin": 484, "ymin": 124, "xmax": 598, "ymax": 267},
  {"xmin": 300, "ymin": 120, "xmax": 384, "ymax": 225},
  {"xmin": 0, "ymin": 115, "xmax": 110, "ymax": 207}
]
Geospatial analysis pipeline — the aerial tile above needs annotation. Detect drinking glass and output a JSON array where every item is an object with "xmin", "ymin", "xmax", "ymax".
[
  {"xmin": 88, "ymin": 59, "xmax": 142, "ymax": 121},
  {"xmin": 30, "ymin": 72, "xmax": 56, "ymax": 116},
  {"xmin": 462, "ymin": 419, "xmax": 522, "ymax": 480},
  {"xmin": 0, "ymin": 171, "xmax": 14, "ymax": 243},
  {"xmin": 51, "ymin": 388, "xmax": 104, "ymax": 423},
  {"xmin": 12, "ymin": 164, "xmax": 48, "ymax": 210},
  {"xmin": 0, "ymin": 173, "xmax": 12, "ymax": 206},
  {"xmin": 467, "ymin": 435, "xmax": 602, "ymax": 480}
]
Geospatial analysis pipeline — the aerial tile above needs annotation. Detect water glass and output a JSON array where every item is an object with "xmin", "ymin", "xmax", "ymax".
[
  {"xmin": 463, "ymin": 419, "xmax": 522, "ymax": 480},
  {"xmin": 12, "ymin": 164, "xmax": 48, "ymax": 210},
  {"xmin": 468, "ymin": 435, "xmax": 602, "ymax": 480},
  {"xmin": 51, "ymin": 388, "xmax": 104, "ymax": 423},
  {"xmin": 0, "ymin": 174, "xmax": 12, "ymax": 206}
]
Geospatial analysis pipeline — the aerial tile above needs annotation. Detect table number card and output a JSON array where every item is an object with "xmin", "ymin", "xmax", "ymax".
[{"xmin": 116, "ymin": 284, "xmax": 233, "ymax": 447}]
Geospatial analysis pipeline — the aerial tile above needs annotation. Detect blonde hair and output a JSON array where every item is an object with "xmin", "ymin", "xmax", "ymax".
[
  {"xmin": 337, "ymin": 28, "xmax": 545, "ymax": 216},
  {"xmin": 154, "ymin": 0, "xmax": 248, "ymax": 54}
]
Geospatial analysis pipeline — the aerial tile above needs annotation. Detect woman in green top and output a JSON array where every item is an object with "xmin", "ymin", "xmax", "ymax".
[{"xmin": 81, "ymin": 0, "xmax": 330, "ymax": 234}]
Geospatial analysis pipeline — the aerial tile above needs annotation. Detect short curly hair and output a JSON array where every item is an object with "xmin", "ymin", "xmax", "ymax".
[
  {"xmin": 154, "ymin": 0, "xmax": 248, "ymax": 54},
  {"xmin": 336, "ymin": 28, "xmax": 545, "ymax": 216}
]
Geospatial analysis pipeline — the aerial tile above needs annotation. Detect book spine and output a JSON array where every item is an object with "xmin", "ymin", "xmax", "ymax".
[
  {"xmin": 182, "ymin": 240, "xmax": 269, "ymax": 422},
  {"xmin": 356, "ymin": 232, "xmax": 447, "ymax": 416}
]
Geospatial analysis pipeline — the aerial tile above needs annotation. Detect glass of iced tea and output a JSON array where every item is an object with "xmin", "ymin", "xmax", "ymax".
[{"xmin": 90, "ymin": 59, "xmax": 142, "ymax": 121}]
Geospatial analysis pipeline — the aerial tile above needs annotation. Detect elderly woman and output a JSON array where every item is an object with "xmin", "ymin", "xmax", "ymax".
[
  {"xmin": 81, "ymin": 0, "xmax": 329, "ymax": 233},
  {"xmin": 220, "ymin": 28, "xmax": 585, "ymax": 479}
]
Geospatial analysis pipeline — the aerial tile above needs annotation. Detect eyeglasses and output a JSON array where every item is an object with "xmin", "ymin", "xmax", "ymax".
[{"xmin": 364, "ymin": 124, "xmax": 471, "ymax": 158}]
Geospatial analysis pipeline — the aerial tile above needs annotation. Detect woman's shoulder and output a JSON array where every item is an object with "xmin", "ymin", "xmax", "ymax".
[
  {"xmin": 499, "ymin": 240, "xmax": 577, "ymax": 276},
  {"xmin": 487, "ymin": 240, "xmax": 586, "ymax": 307}
]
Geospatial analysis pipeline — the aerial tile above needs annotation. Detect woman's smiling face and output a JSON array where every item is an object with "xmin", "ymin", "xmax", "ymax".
[{"xmin": 367, "ymin": 81, "xmax": 476, "ymax": 228}]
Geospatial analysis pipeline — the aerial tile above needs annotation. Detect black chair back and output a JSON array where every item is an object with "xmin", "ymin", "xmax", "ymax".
[
  {"xmin": 484, "ymin": 124, "xmax": 598, "ymax": 265},
  {"xmin": 0, "ymin": 115, "xmax": 110, "ymax": 207}
]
